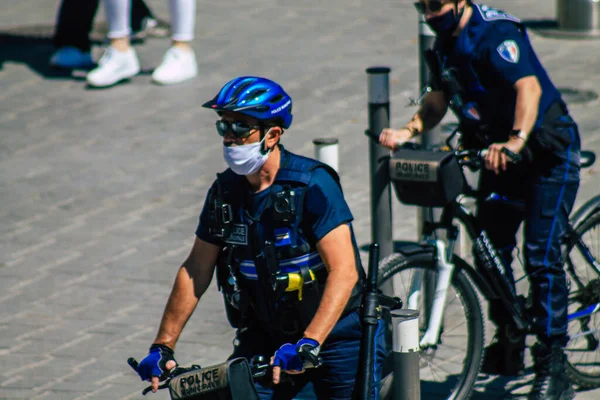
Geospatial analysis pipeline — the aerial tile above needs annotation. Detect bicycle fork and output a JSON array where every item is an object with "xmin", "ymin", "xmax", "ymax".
[{"xmin": 408, "ymin": 239, "xmax": 455, "ymax": 348}]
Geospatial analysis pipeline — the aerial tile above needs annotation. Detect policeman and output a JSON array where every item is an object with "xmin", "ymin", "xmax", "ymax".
[
  {"xmin": 380, "ymin": 2, "xmax": 580, "ymax": 399},
  {"xmin": 133, "ymin": 76, "xmax": 385, "ymax": 399}
]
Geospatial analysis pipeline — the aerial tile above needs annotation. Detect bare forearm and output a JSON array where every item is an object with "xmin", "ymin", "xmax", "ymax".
[
  {"xmin": 152, "ymin": 238, "xmax": 220, "ymax": 350},
  {"xmin": 153, "ymin": 266, "xmax": 210, "ymax": 350},
  {"xmin": 303, "ymin": 268, "xmax": 358, "ymax": 344},
  {"xmin": 406, "ymin": 92, "xmax": 448, "ymax": 135},
  {"xmin": 513, "ymin": 77, "xmax": 542, "ymax": 138},
  {"xmin": 418, "ymin": 103, "xmax": 446, "ymax": 132}
]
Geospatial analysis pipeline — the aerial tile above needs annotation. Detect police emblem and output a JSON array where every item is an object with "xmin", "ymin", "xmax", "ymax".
[{"xmin": 497, "ymin": 40, "xmax": 520, "ymax": 63}]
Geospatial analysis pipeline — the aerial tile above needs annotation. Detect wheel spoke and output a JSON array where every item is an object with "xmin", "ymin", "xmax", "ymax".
[
  {"xmin": 566, "ymin": 212, "xmax": 600, "ymax": 387},
  {"xmin": 379, "ymin": 257, "xmax": 484, "ymax": 400}
]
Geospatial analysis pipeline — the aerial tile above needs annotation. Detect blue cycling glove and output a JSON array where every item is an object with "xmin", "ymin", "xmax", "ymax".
[
  {"xmin": 136, "ymin": 344, "xmax": 177, "ymax": 381},
  {"xmin": 272, "ymin": 338, "xmax": 322, "ymax": 371}
]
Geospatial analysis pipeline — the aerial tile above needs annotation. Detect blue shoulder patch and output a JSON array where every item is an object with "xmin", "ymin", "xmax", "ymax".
[
  {"xmin": 497, "ymin": 40, "xmax": 520, "ymax": 63},
  {"xmin": 477, "ymin": 4, "xmax": 521, "ymax": 23}
]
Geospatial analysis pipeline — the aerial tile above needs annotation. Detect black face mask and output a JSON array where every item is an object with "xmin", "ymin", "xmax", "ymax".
[{"xmin": 426, "ymin": 6, "xmax": 465, "ymax": 35}]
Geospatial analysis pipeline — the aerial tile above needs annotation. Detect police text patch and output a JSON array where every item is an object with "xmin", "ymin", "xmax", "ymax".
[
  {"xmin": 224, "ymin": 224, "xmax": 248, "ymax": 245},
  {"xmin": 497, "ymin": 40, "xmax": 520, "ymax": 63},
  {"xmin": 479, "ymin": 5, "xmax": 521, "ymax": 23}
]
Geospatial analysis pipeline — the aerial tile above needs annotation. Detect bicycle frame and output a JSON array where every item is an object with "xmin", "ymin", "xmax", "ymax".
[
  {"xmin": 412, "ymin": 195, "xmax": 600, "ymax": 347},
  {"xmin": 409, "ymin": 239, "xmax": 455, "ymax": 348}
]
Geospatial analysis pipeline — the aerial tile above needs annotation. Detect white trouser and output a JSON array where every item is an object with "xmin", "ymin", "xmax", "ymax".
[{"xmin": 104, "ymin": 0, "xmax": 196, "ymax": 41}]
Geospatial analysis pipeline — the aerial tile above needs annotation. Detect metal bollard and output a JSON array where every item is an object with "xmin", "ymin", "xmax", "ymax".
[
  {"xmin": 418, "ymin": 14, "xmax": 436, "ymax": 96},
  {"xmin": 313, "ymin": 138, "xmax": 339, "ymax": 172},
  {"xmin": 366, "ymin": 67, "xmax": 393, "ymax": 274},
  {"xmin": 391, "ymin": 309, "xmax": 421, "ymax": 400},
  {"xmin": 557, "ymin": 0, "xmax": 600, "ymax": 35},
  {"xmin": 416, "ymin": 14, "xmax": 443, "ymax": 242}
]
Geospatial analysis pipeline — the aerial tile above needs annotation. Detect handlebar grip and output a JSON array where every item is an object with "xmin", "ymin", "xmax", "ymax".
[
  {"xmin": 128, "ymin": 358, "xmax": 155, "ymax": 397},
  {"xmin": 127, "ymin": 357, "xmax": 139, "ymax": 372},
  {"xmin": 364, "ymin": 129, "xmax": 379, "ymax": 142},
  {"xmin": 395, "ymin": 139, "xmax": 407, "ymax": 149},
  {"xmin": 142, "ymin": 386, "xmax": 153, "ymax": 396},
  {"xmin": 501, "ymin": 147, "xmax": 522, "ymax": 163},
  {"xmin": 364, "ymin": 129, "xmax": 412, "ymax": 150},
  {"xmin": 581, "ymin": 150, "xmax": 596, "ymax": 168}
]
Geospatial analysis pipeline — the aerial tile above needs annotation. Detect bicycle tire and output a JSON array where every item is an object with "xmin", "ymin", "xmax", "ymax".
[
  {"xmin": 377, "ymin": 250, "xmax": 485, "ymax": 400},
  {"xmin": 566, "ymin": 209, "xmax": 600, "ymax": 388}
]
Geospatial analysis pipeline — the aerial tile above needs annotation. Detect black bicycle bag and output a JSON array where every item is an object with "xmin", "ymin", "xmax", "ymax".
[
  {"xmin": 389, "ymin": 149, "xmax": 466, "ymax": 207},
  {"xmin": 167, "ymin": 358, "xmax": 258, "ymax": 400}
]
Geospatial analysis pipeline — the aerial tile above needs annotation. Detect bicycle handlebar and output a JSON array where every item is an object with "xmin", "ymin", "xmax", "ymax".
[
  {"xmin": 364, "ymin": 129, "xmax": 521, "ymax": 166},
  {"xmin": 365, "ymin": 130, "xmax": 596, "ymax": 170},
  {"xmin": 127, "ymin": 354, "xmax": 303, "ymax": 396},
  {"xmin": 454, "ymin": 147, "xmax": 521, "ymax": 169},
  {"xmin": 581, "ymin": 150, "xmax": 596, "ymax": 169}
]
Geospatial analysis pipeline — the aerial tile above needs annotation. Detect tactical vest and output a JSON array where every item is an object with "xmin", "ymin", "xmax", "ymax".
[{"xmin": 207, "ymin": 148, "xmax": 365, "ymax": 339}]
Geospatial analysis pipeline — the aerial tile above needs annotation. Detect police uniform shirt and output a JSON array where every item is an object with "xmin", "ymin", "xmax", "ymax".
[{"xmin": 439, "ymin": 4, "xmax": 562, "ymax": 139}]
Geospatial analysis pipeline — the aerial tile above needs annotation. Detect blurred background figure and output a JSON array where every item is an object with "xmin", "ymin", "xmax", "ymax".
[
  {"xmin": 86, "ymin": 0, "xmax": 197, "ymax": 87},
  {"xmin": 50, "ymin": 0, "xmax": 158, "ymax": 69}
]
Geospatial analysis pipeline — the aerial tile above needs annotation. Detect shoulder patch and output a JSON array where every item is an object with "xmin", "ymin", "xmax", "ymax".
[
  {"xmin": 478, "ymin": 5, "xmax": 521, "ymax": 23},
  {"xmin": 497, "ymin": 40, "xmax": 520, "ymax": 63}
]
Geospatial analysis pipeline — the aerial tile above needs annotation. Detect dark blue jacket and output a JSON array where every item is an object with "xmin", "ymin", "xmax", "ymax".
[{"xmin": 435, "ymin": 4, "xmax": 562, "ymax": 142}]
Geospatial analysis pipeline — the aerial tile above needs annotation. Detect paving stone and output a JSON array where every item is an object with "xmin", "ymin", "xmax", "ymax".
[{"xmin": 1, "ymin": 0, "xmax": 600, "ymax": 398}]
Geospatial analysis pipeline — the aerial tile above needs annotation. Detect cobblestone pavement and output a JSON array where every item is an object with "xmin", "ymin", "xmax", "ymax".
[{"xmin": 1, "ymin": 1, "xmax": 599, "ymax": 399}]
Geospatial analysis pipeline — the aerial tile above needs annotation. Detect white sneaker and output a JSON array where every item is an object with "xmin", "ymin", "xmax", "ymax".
[
  {"xmin": 50, "ymin": 46, "xmax": 94, "ymax": 69},
  {"xmin": 86, "ymin": 46, "xmax": 141, "ymax": 87},
  {"xmin": 152, "ymin": 47, "xmax": 198, "ymax": 85}
]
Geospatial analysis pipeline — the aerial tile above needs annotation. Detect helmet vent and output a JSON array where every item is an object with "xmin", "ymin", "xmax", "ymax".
[
  {"xmin": 247, "ymin": 89, "xmax": 268, "ymax": 99},
  {"xmin": 231, "ymin": 80, "xmax": 255, "ymax": 100},
  {"xmin": 269, "ymin": 94, "xmax": 284, "ymax": 103}
]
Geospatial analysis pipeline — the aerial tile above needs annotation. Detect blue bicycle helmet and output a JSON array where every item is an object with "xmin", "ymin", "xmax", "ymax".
[{"xmin": 202, "ymin": 76, "xmax": 293, "ymax": 129}]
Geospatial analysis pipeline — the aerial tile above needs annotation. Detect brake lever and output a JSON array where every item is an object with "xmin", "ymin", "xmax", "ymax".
[
  {"xmin": 250, "ymin": 357, "xmax": 271, "ymax": 379},
  {"xmin": 141, "ymin": 381, "xmax": 170, "ymax": 396}
]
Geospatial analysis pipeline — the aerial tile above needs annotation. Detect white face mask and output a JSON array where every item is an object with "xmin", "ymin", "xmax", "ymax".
[{"xmin": 223, "ymin": 135, "xmax": 271, "ymax": 175}]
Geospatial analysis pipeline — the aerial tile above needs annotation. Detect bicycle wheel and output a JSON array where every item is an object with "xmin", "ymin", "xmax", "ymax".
[
  {"xmin": 566, "ymin": 210, "xmax": 600, "ymax": 388},
  {"xmin": 377, "ymin": 250, "xmax": 485, "ymax": 400}
]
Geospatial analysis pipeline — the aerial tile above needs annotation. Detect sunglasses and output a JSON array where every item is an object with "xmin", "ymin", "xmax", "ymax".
[
  {"xmin": 413, "ymin": 1, "xmax": 444, "ymax": 14},
  {"xmin": 215, "ymin": 120, "xmax": 262, "ymax": 138}
]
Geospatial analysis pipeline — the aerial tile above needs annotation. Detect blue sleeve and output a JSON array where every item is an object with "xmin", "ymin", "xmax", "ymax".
[
  {"xmin": 195, "ymin": 181, "xmax": 224, "ymax": 247},
  {"xmin": 303, "ymin": 168, "xmax": 354, "ymax": 243},
  {"xmin": 483, "ymin": 24, "xmax": 536, "ymax": 85}
]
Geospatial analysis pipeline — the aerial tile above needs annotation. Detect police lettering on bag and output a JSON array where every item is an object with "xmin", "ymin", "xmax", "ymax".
[
  {"xmin": 390, "ymin": 160, "xmax": 437, "ymax": 182},
  {"xmin": 171, "ymin": 365, "xmax": 228, "ymax": 399},
  {"xmin": 224, "ymin": 224, "xmax": 248, "ymax": 245}
]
